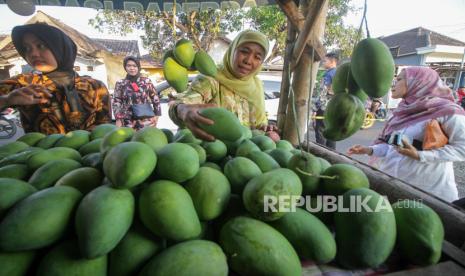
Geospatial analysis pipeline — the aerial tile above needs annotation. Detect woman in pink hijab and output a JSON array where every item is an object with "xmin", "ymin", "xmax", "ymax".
[{"xmin": 348, "ymin": 66, "xmax": 465, "ymax": 202}]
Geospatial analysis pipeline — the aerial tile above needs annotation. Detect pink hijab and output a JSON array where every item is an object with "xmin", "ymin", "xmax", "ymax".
[{"xmin": 375, "ymin": 66, "xmax": 465, "ymax": 144}]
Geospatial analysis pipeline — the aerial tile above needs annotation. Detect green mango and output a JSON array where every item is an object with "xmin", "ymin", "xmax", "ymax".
[
  {"xmin": 351, "ymin": 38, "xmax": 395, "ymax": 98},
  {"xmin": 173, "ymin": 38, "xmax": 196, "ymax": 68},
  {"xmin": 323, "ymin": 93, "xmax": 365, "ymax": 141},
  {"xmin": 194, "ymin": 50, "xmax": 217, "ymax": 77},
  {"xmin": 163, "ymin": 57, "xmax": 188, "ymax": 93}
]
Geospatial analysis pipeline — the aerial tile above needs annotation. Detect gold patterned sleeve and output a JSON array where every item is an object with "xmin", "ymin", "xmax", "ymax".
[
  {"xmin": 168, "ymin": 75, "xmax": 217, "ymax": 127},
  {"xmin": 0, "ymin": 77, "xmax": 21, "ymax": 97},
  {"xmin": 94, "ymin": 80, "xmax": 112, "ymax": 125}
]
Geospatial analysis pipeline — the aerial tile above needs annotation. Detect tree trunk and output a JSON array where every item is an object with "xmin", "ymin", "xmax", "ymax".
[
  {"xmin": 277, "ymin": 25, "xmax": 296, "ymax": 132},
  {"xmin": 282, "ymin": 0, "xmax": 328, "ymax": 145}
]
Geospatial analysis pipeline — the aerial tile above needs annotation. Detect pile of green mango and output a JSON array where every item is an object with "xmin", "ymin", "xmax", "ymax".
[
  {"xmin": 163, "ymin": 38, "xmax": 217, "ymax": 93},
  {"xmin": 0, "ymin": 108, "xmax": 444, "ymax": 275},
  {"xmin": 323, "ymin": 38, "xmax": 395, "ymax": 141}
]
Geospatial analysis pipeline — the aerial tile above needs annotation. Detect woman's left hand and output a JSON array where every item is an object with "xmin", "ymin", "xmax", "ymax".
[
  {"xmin": 395, "ymin": 138, "xmax": 420, "ymax": 160},
  {"xmin": 150, "ymin": 116, "xmax": 158, "ymax": 127}
]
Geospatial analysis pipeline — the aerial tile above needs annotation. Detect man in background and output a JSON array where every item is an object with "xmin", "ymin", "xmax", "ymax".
[{"xmin": 313, "ymin": 52, "xmax": 338, "ymax": 149}]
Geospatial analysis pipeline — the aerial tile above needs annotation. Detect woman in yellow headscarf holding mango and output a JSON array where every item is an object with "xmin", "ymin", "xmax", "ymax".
[{"xmin": 169, "ymin": 30, "xmax": 272, "ymax": 141}]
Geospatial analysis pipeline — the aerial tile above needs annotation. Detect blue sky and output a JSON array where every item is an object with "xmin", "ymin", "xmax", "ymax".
[{"xmin": 1, "ymin": 0, "xmax": 465, "ymax": 54}]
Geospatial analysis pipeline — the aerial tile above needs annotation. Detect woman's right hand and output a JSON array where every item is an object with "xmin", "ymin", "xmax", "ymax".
[
  {"xmin": 347, "ymin": 144, "xmax": 373, "ymax": 155},
  {"xmin": 177, "ymin": 103, "xmax": 217, "ymax": 141},
  {"xmin": 5, "ymin": 85, "xmax": 52, "ymax": 107}
]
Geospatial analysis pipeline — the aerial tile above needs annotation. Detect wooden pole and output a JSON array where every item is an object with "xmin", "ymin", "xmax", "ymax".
[
  {"xmin": 304, "ymin": 142, "xmax": 465, "ymax": 247},
  {"xmin": 282, "ymin": 0, "xmax": 328, "ymax": 145},
  {"xmin": 277, "ymin": 25, "xmax": 296, "ymax": 132},
  {"xmin": 291, "ymin": 0, "xmax": 327, "ymax": 68},
  {"xmin": 276, "ymin": 0, "xmax": 326, "ymax": 61}
]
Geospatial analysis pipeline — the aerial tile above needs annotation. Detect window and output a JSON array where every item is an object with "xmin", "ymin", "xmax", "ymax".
[
  {"xmin": 87, "ymin": 66, "xmax": 94, "ymax": 72},
  {"xmin": 74, "ymin": 66, "xmax": 80, "ymax": 71},
  {"xmin": 389, "ymin": 47, "xmax": 399, "ymax": 58}
]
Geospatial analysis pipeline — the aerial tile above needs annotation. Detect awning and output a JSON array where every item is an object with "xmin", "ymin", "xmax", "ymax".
[{"xmin": 2, "ymin": 0, "xmax": 275, "ymax": 16}]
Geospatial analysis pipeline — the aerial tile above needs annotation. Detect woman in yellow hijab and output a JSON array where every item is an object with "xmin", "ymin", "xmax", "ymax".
[{"xmin": 169, "ymin": 30, "xmax": 270, "ymax": 141}]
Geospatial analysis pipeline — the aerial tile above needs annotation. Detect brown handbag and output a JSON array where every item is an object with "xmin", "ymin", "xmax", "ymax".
[{"xmin": 423, "ymin": 119, "xmax": 448, "ymax": 150}]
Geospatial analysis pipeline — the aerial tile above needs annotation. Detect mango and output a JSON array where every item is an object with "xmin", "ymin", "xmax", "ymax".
[
  {"xmin": 0, "ymin": 178, "xmax": 36, "ymax": 217},
  {"xmin": 0, "ymin": 250, "xmax": 36, "ymax": 276},
  {"xmin": 335, "ymin": 188, "xmax": 396, "ymax": 269},
  {"xmin": 0, "ymin": 164, "xmax": 29, "ymax": 180},
  {"xmin": 54, "ymin": 130, "xmax": 90, "ymax": 149},
  {"xmin": 351, "ymin": 38, "xmax": 395, "ymax": 98},
  {"xmin": 173, "ymin": 38, "xmax": 195, "ymax": 68},
  {"xmin": 392, "ymin": 200, "xmax": 444, "ymax": 266},
  {"xmin": 139, "ymin": 180, "xmax": 201, "ymax": 241},
  {"xmin": 17, "ymin": 132, "xmax": 46, "ymax": 146},
  {"xmin": 269, "ymin": 208, "xmax": 336, "ymax": 263},
  {"xmin": 323, "ymin": 93, "xmax": 365, "ymax": 141},
  {"xmin": 78, "ymin": 138, "xmax": 102, "ymax": 156},
  {"xmin": 154, "ymin": 143, "xmax": 199, "ymax": 183},
  {"xmin": 224, "ymin": 157, "xmax": 262, "ymax": 194},
  {"xmin": 103, "ymin": 142, "xmax": 157, "ymax": 189},
  {"xmin": 28, "ymin": 159, "xmax": 82, "ymax": 190},
  {"xmin": 75, "ymin": 185, "xmax": 134, "ymax": 259},
  {"xmin": 0, "ymin": 186, "xmax": 82, "ymax": 251},
  {"xmin": 36, "ymin": 133, "xmax": 64, "ymax": 149},
  {"xmin": 26, "ymin": 147, "xmax": 81, "ymax": 171},
  {"xmin": 0, "ymin": 141, "xmax": 29, "ymax": 159},
  {"xmin": 109, "ymin": 223, "xmax": 165, "ymax": 276},
  {"xmin": 90, "ymin": 123, "xmax": 117, "ymax": 140},
  {"xmin": 194, "ymin": 50, "xmax": 217, "ymax": 77},
  {"xmin": 243, "ymin": 168, "xmax": 302, "ymax": 221},
  {"xmin": 37, "ymin": 240, "xmax": 107, "ymax": 276},
  {"xmin": 185, "ymin": 167, "xmax": 231, "ymax": 220},
  {"xmin": 198, "ymin": 107, "xmax": 244, "ymax": 141},
  {"xmin": 321, "ymin": 163, "xmax": 369, "ymax": 195},
  {"xmin": 163, "ymin": 57, "xmax": 188, "ymax": 93},
  {"xmin": 220, "ymin": 216, "xmax": 301, "ymax": 276},
  {"xmin": 100, "ymin": 127, "xmax": 134, "ymax": 155},
  {"xmin": 55, "ymin": 167, "xmax": 103, "ymax": 194},
  {"xmin": 140, "ymin": 240, "xmax": 227, "ymax": 276},
  {"xmin": 131, "ymin": 127, "xmax": 168, "ymax": 152}
]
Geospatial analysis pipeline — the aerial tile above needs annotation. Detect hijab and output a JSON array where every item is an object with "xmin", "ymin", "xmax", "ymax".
[
  {"xmin": 215, "ymin": 30, "xmax": 269, "ymax": 125},
  {"xmin": 375, "ymin": 66, "xmax": 465, "ymax": 143},
  {"xmin": 12, "ymin": 23, "xmax": 83, "ymax": 123},
  {"xmin": 123, "ymin": 56, "xmax": 141, "ymax": 82}
]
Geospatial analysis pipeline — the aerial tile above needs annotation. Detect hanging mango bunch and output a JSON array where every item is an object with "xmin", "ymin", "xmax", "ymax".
[
  {"xmin": 323, "ymin": 38, "xmax": 395, "ymax": 141},
  {"xmin": 163, "ymin": 38, "xmax": 217, "ymax": 93}
]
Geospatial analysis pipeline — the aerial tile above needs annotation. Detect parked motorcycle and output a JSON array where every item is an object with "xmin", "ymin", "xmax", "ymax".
[
  {"xmin": 0, "ymin": 108, "xmax": 20, "ymax": 139},
  {"xmin": 361, "ymin": 98, "xmax": 387, "ymax": 129}
]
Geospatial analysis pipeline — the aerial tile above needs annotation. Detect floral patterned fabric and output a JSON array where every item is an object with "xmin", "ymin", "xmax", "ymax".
[
  {"xmin": 112, "ymin": 76, "xmax": 161, "ymax": 130},
  {"xmin": 169, "ymin": 75, "xmax": 268, "ymax": 128},
  {"xmin": 0, "ymin": 72, "xmax": 112, "ymax": 134}
]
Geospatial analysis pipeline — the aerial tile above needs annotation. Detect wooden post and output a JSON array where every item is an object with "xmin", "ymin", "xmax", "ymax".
[
  {"xmin": 291, "ymin": 0, "xmax": 327, "ymax": 68},
  {"xmin": 305, "ymin": 142, "xmax": 465, "ymax": 247},
  {"xmin": 282, "ymin": 0, "xmax": 328, "ymax": 145},
  {"xmin": 277, "ymin": 25, "xmax": 296, "ymax": 132}
]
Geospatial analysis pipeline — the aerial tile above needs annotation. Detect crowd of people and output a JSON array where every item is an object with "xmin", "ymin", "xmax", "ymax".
[{"xmin": 1, "ymin": 22, "xmax": 465, "ymax": 203}]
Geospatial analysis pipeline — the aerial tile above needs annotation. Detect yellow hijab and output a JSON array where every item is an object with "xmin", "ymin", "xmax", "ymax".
[{"xmin": 215, "ymin": 30, "xmax": 269, "ymax": 125}]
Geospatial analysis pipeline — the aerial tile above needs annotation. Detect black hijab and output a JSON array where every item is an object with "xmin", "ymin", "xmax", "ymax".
[
  {"xmin": 12, "ymin": 23, "xmax": 83, "ymax": 117},
  {"xmin": 123, "ymin": 56, "xmax": 141, "ymax": 82},
  {"xmin": 12, "ymin": 23, "xmax": 77, "ymax": 73}
]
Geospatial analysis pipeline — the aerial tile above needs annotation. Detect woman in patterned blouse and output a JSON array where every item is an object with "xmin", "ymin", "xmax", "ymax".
[
  {"xmin": 112, "ymin": 56, "xmax": 161, "ymax": 130},
  {"xmin": 0, "ymin": 23, "xmax": 112, "ymax": 134}
]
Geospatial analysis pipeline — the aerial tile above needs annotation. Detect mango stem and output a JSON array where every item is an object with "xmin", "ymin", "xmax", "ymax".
[{"xmin": 295, "ymin": 167, "xmax": 338, "ymax": 179}]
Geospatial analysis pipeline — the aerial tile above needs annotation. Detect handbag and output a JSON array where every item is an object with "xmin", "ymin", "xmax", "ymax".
[
  {"xmin": 423, "ymin": 119, "xmax": 448, "ymax": 150},
  {"xmin": 131, "ymin": 103, "xmax": 155, "ymax": 120}
]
